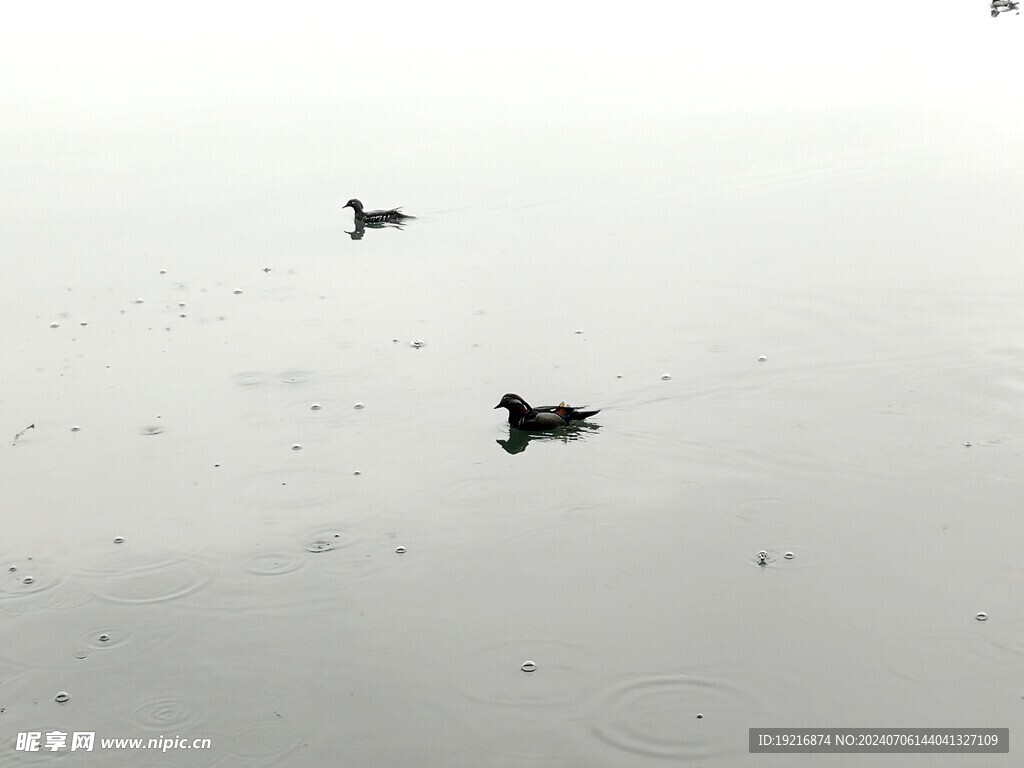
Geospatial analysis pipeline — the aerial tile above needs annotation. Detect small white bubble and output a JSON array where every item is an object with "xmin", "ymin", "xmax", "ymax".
[
  {"xmin": 964, "ymin": 441, "xmax": 972, "ymax": 447},
  {"xmin": 976, "ymin": 612, "xmax": 989, "ymax": 622},
  {"xmin": 113, "ymin": 536, "xmax": 125, "ymax": 544},
  {"xmin": 80, "ymin": 321, "xmax": 88, "ymax": 326},
  {"xmin": 159, "ymin": 269, "xmax": 167, "ymax": 275},
  {"xmin": 98, "ymin": 633, "xmax": 110, "ymax": 642},
  {"xmin": 521, "ymin": 660, "xmax": 537, "ymax": 673},
  {"xmin": 696, "ymin": 713, "xmax": 704, "ymax": 719},
  {"xmin": 661, "ymin": 374, "xmax": 672, "ymax": 381},
  {"xmin": 54, "ymin": 691, "xmax": 70, "ymax": 704},
  {"xmin": 179, "ymin": 313, "xmax": 186, "ymax": 318},
  {"xmin": 49, "ymin": 321, "xmax": 60, "ymax": 328},
  {"xmin": 409, "ymin": 339, "xmax": 426, "ymax": 348},
  {"xmin": 784, "ymin": 551, "xmax": 795, "ymax": 560},
  {"xmin": 310, "ymin": 403, "xmax": 322, "ymax": 411},
  {"xmin": 23, "ymin": 576, "xmax": 35, "ymax": 585},
  {"xmin": 353, "ymin": 402, "xmax": 364, "ymax": 410},
  {"xmin": 395, "ymin": 546, "xmax": 407, "ymax": 554},
  {"xmin": 758, "ymin": 355, "xmax": 768, "ymax": 362},
  {"xmin": 291, "ymin": 444, "xmax": 303, "ymax": 451},
  {"xmin": 615, "ymin": 374, "xmax": 623, "ymax": 378},
  {"xmin": 178, "ymin": 302, "xmax": 186, "ymax": 307},
  {"xmin": 353, "ymin": 470, "xmax": 362, "ymax": 476},
  {"xmin": 574, "ymin": 329, "xmax": 584, "ymax": 334},
  {"xmin": 70, "ymin": 426, "xmax": 81, "ymax": 432},
  {"xmin": 233, "ymin": 289, "xmax": 243, "ymax": 295}
]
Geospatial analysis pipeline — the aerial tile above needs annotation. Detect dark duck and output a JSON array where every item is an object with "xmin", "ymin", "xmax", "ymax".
[
  {"xmin": 494, "ymin": 393, "xmax": 601, "ymax": 431},
  {"xmin": 343, "ymin": 198, "xmax": 415, "ymax": 225}
]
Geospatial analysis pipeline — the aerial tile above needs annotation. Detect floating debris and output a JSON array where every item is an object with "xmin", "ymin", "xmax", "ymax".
[
  {"xmin": 70, "ymin": 426, "xmax": 81, "ymax": 432},
  {"xmin": 262, "ymin": 267, "xmax": 271, "ymax": 273},
  {"xmin": 991, "ymin": 0, "xmax": 1019, "ymax": 16},
  {"xmin": 574, "ymin": 329, "xmax": 584, "ymax": 334},
  {"xmin": 159, "ymin": 269, "xmax": 167, "ymax": 275},
  {"xmin": 12, "ymin": 423, "xmax": 34, "ymax": 445},
  {"xmin": 521, "ymin": 660, "xmax": 537, "ymax": 673},
  {"xmin": 696, "ymin": 713, "xmax": 704, "ymax": 719},
  {"xmin": 131, "ymin": 298, "xmax": 144, "ymax": 304},
  {"xmin": 353, "ymin": 470, "xmax": 362, "ymax": 476},
  {"xmin": 233, "ymin": 289, "xmax": 243, "ymax": 295},
  {"xmin": 49, "ymin": 322, "xmax": 60, "ymax": 329},
  {"xmin": 964, "ymin": 441, "xmax": 972, "ymax": 447},
  {"xmin": 757, "ymin": 550, "xmax": 769, "ymax": 565},
  {"xmin": 409, "ymin": 339, "xmax": 426, "ymax": 348}
]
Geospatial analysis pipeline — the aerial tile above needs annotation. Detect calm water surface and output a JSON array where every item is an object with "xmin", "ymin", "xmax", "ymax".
[{"xmin": 2, "ymin": 4, "xmax": 1024, "ymax": 766}]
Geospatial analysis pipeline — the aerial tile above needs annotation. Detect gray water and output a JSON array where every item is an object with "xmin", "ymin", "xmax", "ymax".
[{"xmin": 2, "ymin": 3, "xmax": 1024, "ymax": 766}]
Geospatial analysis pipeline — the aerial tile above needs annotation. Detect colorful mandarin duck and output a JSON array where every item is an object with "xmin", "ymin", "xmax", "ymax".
[{"xmin": 494, "ymin": 393, "xmax": 601, "ymax": 431}]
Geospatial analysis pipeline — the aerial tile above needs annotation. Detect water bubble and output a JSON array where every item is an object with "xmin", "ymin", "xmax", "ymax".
[
  {"xmin": 159, "ymin": 269, "xmax": 167, "ymax": 274},
  {"xmin": 178, "ymin": 302, "xmax": 186, "ymax": 307},
  {"xmin": 70, "ymin": 426, "xmax": 81, "ymax": 432},
  {"xmin": 521, "ymin": 660, "xmax": 537, "ymax": 673},
  {"xmin": 80, "ymin": 322, "xmax": 88, "ymax": 326},
  {"xmin": 310, "ymin": 403, "xmax": 322, "ymax": 411},
  {"xmin": 574, "ymin": 329, "xmax": 584, "ymax": 334},
  {"xmin": 291, "ymin": 444, "xmax": 303, "ymax": 451},
  {"xmin": 131, "ymin": 298, "xmax": 144, "ymax": 304},
  {"xmin": 758, "ymin": 355, "xmax": 768, "ymax": 362},
  {"xmin": 392, "ymin": 338, "xmax": 399, "ymax": 343},
  {"xmin": 8, "ymin": 566, "xmax": 16, "ymax": 572},
  {"xmin": 49, "ymin": 322, "xmax": 60, "ymax": 329},
  {"xmin": 964, "ymin": 441, "xmax": 972, "ymax": 447},
  {"xmin": 353, "ymin": 402, "xmax": 365, "ymax": 410},
  {"xmin": 696, "ymin": 713, "xmax": 704, "ymax": 719},
  {"xmin": 616, "ymin": 374, "xmax": 623, "ymax": 378},
  {"xmin": 233, "ymin": 289, "xmax": 243, "ymax": 295},
  {"xmin": 976, "ymin": 612, "xmax": 989, "ymax": 622},
  {"xmin": 98, "ymin": 633, "xmax": 111, "ymax": 642},
  {"xmin": 409, "ymin": 340, "xmax": 426, "ymax": 348},
  {"xmin": 113, "ymin": 537, "xmax": 125, "ymax": 545},
  {"xmin": 73, "ymin": 651, "xmax": 89, "ymax": 660},
  {"xmin": 784, "ymin": 552, "xmax": 795, "ymax": 560},
  {"xmin": 54, "ymin": 691, "xmax": 70, "ymax": 704},
  {"xmin": 661, "ymin": 374, "xmax": 672, "ymax": 381},
  {"xmin": 179, "ymin": 313, "xmax": 186, "ymax": 318},
  {"xmin": 353, "ymin": 470, "xmax": 362, "ymax": 476},
  {"xmin": 23, "ymin": 576, "xmax": 35, "ymax": 585},
  {"xmin": 395, "ymin": 546, "xmax": 407, "ymax": 554}
]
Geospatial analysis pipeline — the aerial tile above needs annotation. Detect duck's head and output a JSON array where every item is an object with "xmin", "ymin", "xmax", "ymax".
[
  {"xmin": 494, "ymin": 393, "xmax": 531, "ymax": 415},
  {"xmin": 343, "ymin": 199, "xmax": 363, "ymax": 212}
]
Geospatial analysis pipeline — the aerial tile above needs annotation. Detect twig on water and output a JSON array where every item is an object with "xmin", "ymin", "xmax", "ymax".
[{"xmin": 13, "ymin": 423, "xmax": 35, "ymax": 446}]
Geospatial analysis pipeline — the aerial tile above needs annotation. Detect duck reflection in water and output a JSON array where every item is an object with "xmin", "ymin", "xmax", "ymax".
[
  {"xmin": 497, "ymin": 423, "xmax": 601, "ymax": 454},
  {"xmin": 344, "ymin": 218, "xmax": 412, "ymax": 240}
]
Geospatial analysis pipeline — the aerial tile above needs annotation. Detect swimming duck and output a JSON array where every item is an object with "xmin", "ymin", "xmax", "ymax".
[
  {"xmin": 343, "ymin": 198, "xmax": 415, "ymax": 224},
  {"xmin": 494, "ymin": 393, "xmax": 601, "ymax": 431}
]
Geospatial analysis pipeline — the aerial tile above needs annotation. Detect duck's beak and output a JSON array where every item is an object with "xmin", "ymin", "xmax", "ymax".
[
  {"xmin": 493, "ymin": 403, "xmax": 503, "ymax": 409},
  {"xmin": 343, "ymin": 202, "xmax": 352, "ymax": 209}
]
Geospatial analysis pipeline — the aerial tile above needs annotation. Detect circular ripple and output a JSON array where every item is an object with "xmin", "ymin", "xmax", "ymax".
[
  {"xmin": 81, "ymin": 627, "xmax": 133, "ymax": 651},
  {"xmin": 244, "ymin": 551, "xmax": 307, "ymax": 576},
  {"xmin": 0, "ymin": 559, "xmax": 68, "ymax": 608},
  {"xmin": 226, "ymin": 720, "xmax": 303, "ymax": 760},
  {"xmin": 458, "ymin": 638, "xmax": 594, "ymax": 710},
  {"xmin": 304, "ymin": 529, "xmax": 356, "ymax": 554},
  {"xmin": 85, "ymin": 555, "xmax": 211, "ymax": 605},
  {"xmin": 231, "ymin": 371, "xmax": 270, "ymax": 386},
  {"xmin": 588, "ymin": 671, "xmax": 765, "ymax": 760},
  {"xmin": 131, "ymin": 697, "xmax": 204, "ymax": 731},
  {"xmin": 881, "ymin": 629, "xmax": 1002, "ymax": 685},
  {"xmin": 279, "ymin": 370, "xmax": 313, "ymax": 385}
]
